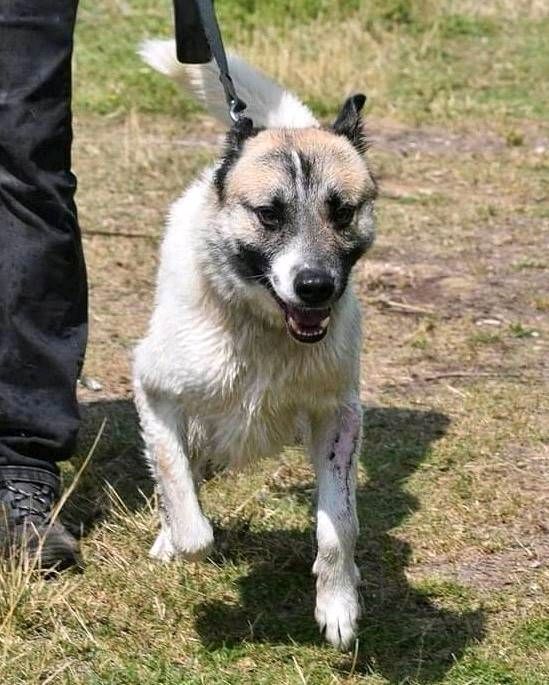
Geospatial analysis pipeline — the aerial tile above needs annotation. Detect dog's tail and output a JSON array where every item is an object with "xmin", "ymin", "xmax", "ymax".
[{"xmin": 139, "ymin": 39, "xmax": 318, "ymax": 129}]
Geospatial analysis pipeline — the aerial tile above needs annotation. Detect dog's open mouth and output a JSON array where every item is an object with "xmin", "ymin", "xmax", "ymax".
[
  {"xmin": 285, "ymin": 305, "xmax": 330, "ymax": 343},
  {"xmin": 268, "ymin": 288, "xmax": 331, "ymax": 343},
  {"xmin": 274, "ymin": 300, "xmax": 330, "ymax": 343}
]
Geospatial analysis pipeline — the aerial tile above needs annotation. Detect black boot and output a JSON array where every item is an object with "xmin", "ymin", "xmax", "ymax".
[{"xmin": 0, "ymin": 467, "xmax": 81, "ymax": 572}]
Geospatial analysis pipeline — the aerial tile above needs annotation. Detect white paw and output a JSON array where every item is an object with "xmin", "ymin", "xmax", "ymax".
[
  {"xmin": 315, "ymin": 588, "xmax": 360, "ymax": 650},
  {"xmin": 149, "ymin": 529, "xmax": 175, "ymax": 562},
  {"xmin": 171, "ymin": 514, "xmax": 214, "ymax": 561},
  {"xmin": 150, "ymin": 515, "xmax": 214, "ymax": 562}
]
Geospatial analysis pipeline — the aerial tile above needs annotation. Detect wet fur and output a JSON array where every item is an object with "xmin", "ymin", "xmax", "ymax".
[{"xmin": 134, "ymin": 40, "xmax": 376, "ymax": 650}]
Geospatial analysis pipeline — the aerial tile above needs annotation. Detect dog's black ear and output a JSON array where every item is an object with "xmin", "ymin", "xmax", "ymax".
[
  {"xmin": 227, "ymin": 116, "xmax": 255, "ymax": 149},
  {"xmin": 332, "ymin": 94, "xmax": 368, "ymax": 154},
  {"xmin": 215, "ymin": 117, "xmax": 259, "ymax": 201}
]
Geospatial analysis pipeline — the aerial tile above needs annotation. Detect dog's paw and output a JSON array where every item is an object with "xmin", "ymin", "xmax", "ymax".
[
  {"xmin": 150, "ymin": 515, "xmax": 214, "ymax": 562},
  {"xmin": 171, "ymin": 514, "xmax": 214, "ymax": 561},
  {"xmin": 315, "ymin": 588, "xmax": 360, "ymax": 651},
  {"xmin": 149, "ymin": 529, "xmax": 175, "ymax": 562}
]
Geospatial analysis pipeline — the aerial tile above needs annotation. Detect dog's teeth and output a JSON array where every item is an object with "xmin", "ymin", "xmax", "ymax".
[{"xmin": 287, "ymin": 313, "xmax": 330, "ymax": 341}]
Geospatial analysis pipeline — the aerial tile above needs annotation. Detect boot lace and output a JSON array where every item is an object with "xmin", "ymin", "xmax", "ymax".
[{"xmin": 3, "ymin": 482, "xmax": 54, "ymax": 523}]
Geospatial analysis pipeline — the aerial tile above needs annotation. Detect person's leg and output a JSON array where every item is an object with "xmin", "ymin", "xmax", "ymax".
[
  {"xmin": 0, "ymin": 0, "xmax": 85, "ymax": 569},
  {"xmin": 0, "ymin": 0, "xmax": 86, "ymax": 475}
]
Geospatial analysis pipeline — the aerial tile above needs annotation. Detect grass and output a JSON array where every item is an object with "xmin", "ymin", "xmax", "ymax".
[
  {"xmin": 2, "ymin": 0, "xmax": 549, "ymax": 683},
  {"xmin": 74, "ymin": 0, "xmax": 549, "ymax": 125}
]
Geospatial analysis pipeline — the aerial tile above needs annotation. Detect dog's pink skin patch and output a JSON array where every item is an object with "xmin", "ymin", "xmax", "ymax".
[{"xmin": 332, "ymin": 404, "xmax": 361, "ymax": 465}]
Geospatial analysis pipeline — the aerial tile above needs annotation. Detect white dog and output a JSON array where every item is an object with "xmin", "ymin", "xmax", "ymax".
[{"xmin": 133, "ymin": 40, "xmax": 377, "ymax": 649}]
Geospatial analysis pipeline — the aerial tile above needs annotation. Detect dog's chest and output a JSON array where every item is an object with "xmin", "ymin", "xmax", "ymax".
[{"xmin": 189, "ymin": 336, "xmax": 343, "ymax": 467}]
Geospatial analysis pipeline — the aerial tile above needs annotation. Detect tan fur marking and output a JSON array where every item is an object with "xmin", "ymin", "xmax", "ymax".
[{"xmin": 224, "ymin": 128, "xmax": 373, "ymax": 205}]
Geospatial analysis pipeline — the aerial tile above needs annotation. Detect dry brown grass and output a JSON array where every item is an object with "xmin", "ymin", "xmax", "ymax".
[{"xmin": 454, "ymin": 0, "xmax": 548, "ymax": 19}]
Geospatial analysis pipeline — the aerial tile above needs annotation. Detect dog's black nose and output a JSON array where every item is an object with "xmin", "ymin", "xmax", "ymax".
[{"xmin": 294, "ymin": 268, "xmax": 335, "ymax": 306}]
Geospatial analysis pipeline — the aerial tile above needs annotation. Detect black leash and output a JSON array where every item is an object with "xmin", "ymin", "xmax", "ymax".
[{"xmin": 174, "ymin": 0, "xmax": 248, "ymax": 123}]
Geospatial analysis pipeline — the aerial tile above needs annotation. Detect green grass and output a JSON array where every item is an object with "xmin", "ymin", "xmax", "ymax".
[
  {"xmin": 74, "ymin": 0, "xmax": 549, "ymax": 125},
  {"xmin": 515, "ymin": 618, "xmax": 549, "ymax": 650}
]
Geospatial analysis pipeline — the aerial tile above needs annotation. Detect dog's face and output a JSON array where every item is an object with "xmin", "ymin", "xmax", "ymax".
[{"xmin": 209, "ymin": 95, "xmax": 377, "ymax": 344}]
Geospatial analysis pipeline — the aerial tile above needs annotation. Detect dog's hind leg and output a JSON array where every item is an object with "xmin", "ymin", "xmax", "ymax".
[
  {"xmin": 134, "ymin": 383, "xmax": 214, "ymax": 561},
  {"xmin": 309, "ymin": 400, "xmax": 362, "ymax": 650}
]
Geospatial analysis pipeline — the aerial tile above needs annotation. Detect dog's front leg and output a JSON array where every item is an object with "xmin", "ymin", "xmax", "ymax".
[
  {"xmin": 310, "ymin": 401, "xmax": 362, "ymax": 650},
  {"xmin": 135, "ymin": 385, "xmax": 213, "ymax": 561}
]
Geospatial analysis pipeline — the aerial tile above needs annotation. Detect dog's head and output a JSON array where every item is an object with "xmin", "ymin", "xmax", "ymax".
[{"xmin": 208, "ymin": 95, "xmax": 377, "ymax": 343}]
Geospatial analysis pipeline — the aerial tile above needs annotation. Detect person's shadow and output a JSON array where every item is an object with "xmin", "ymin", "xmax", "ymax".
[
  {"xmin": 69, "ymin": 401, "xmax": 484, "ymax": 683},
  {"xmin": 62, "ymin": 400, "xmax": 153, "ymax": 533}
]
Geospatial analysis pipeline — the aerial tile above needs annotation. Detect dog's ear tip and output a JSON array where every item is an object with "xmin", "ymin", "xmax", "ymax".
[
  {"xmin": 227, "ymin": 115, "xmax": 256, "ymax": 148},
  {"xmin": 335, "ymin": 93, "xmax": 368, "ymax": 125},
  {"xmin": 234, "ymin": 115, "xmax": 254, "ymax": 132},
  {"xmin": 351, "ymin": 93, "xmax": 367, "ymax": 110},
  {"xmin": 333, "ymin": 93, "xmax": 368, "ymax": 153}
]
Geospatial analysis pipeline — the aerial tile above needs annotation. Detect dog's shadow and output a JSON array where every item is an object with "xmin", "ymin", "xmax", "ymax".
[
  {"xmin": 71, "ymin": 402, "xmax": 484, "ymax": 682},
  {"xmin": 193, "ymin": 407, "xmax": 484, "ymax": 682}
]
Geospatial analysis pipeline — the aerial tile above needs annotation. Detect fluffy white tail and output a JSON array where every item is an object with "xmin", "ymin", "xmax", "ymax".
[{"xmin": 139, "ymin": 39, "xmax": 318, "ymax": 129}]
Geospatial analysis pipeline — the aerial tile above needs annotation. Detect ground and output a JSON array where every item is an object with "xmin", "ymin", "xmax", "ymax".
[{"xmin": 1, "ymin": 1, "xmax": 548, "ymax": 684}]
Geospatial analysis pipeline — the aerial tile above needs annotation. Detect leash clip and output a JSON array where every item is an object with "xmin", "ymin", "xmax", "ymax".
[
  {"xmin": 219, "ymin": 70, "xmax": 247, "ymax": 123},
  {"xmin": 190, "ymin": 0, "xmax": 251, "ymax": 126},
  {"xmin": 229, "ymin": 97, "xmax": 247, "ymax": 123}
]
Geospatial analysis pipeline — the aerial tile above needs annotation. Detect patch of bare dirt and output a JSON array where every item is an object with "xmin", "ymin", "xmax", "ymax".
[
  {"xmin": 73, "ymin": 113, "xmax": 548, "ymax": 400},
  {"xmin": 407, "ymin": 543, "xmax": 547, "ymax": 591},
  {"xmin": 370, "ymin": 117, "xmax": 549, "ymax": 155}
]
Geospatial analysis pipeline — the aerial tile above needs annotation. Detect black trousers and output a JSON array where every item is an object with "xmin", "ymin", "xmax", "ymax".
[
  {"xmin": 0, "ymin": 2, "xmax": 211, "ymax": 476},
  {"xmin": 0, "ymin": 1, "xmax": 84, "ymax": 476}
]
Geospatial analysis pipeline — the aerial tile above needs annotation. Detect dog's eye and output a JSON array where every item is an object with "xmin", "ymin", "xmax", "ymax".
[
  {"xmin": 332, "ymin": 205, "xmax": 355, "ymax": 229},
  {"xmin": 254, "ymin": 206, "xmax": 280, "ymax": 229}
]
